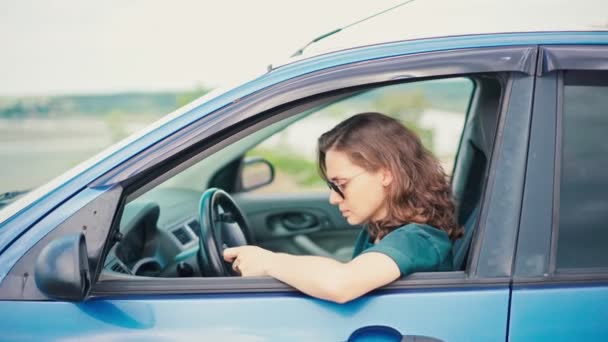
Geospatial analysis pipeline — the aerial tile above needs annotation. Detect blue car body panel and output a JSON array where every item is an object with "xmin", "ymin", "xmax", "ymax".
[
  {"xmin": 0, "ymin": 287, "xmax": 509, "ymax": 342},
  {"xmin": 509, "ymin": 284, "xmax": 608, "ymax": 341}
]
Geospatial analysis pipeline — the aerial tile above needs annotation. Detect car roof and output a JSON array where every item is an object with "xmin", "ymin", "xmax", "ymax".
[
  {"xmin": 273, "ymin": 31, "xmax": 608, "ymax": 70},
  {"xmin": 285, "ymin": 0, "xmax": 608, "ymax": 60}
]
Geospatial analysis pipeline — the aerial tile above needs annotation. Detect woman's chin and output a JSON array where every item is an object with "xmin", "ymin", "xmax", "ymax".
[{"xmin": 346, "ymin": 216, "xmax": 362, "ymax": 225}]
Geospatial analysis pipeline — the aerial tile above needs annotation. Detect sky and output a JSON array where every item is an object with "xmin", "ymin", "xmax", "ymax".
[
  {"xmin": 0, "ymin": 0, "xmax": 402, "ymax": 95},
  {"xmin": 1, "ymin": 0, "xmax": 607, "ymax": 96}
]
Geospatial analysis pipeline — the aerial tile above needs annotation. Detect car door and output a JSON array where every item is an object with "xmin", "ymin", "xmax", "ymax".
[
  {"xmin": 509, "ymin": 45, "xmax": 608, "ymax": 341},
  {"xmin": 237, "ymin": 191, "xmax": 358, "ymax": 261},
  {"xmin": 0, "ymin": 42, "xmax": 536, "ymax": 342}
]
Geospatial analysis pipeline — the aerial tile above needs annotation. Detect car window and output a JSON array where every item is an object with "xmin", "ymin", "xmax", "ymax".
[
  {"xmin": 102, "ymin": 77, "xmax": 477, "ymax": 278},
  {"xmin": 557, "ymin": 70, "xmax": 608, "ymax": 270},
  {"xmin": 98, "ymin": 67, "xmax": 512, "ymax": 282},
  {"xmin": 245, "ymin": 78, "xmax": 473, "ymax": 194}
]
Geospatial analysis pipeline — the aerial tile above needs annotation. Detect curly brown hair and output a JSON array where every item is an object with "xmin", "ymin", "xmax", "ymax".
[{"xmin": 318, "ymin": 112, "xmax": 463, "ymax": 241}]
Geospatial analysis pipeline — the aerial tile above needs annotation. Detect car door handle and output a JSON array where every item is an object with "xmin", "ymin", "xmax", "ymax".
[
  {"xmin": 346, "ymin": 325, "xmax": 445, "ymax": 342},
  {"xmin": 281, "ymin": 212, "xmax": 318, "ymax": 230}
]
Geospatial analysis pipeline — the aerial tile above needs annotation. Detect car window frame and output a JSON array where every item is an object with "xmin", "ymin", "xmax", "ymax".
[
  {"xmin": 514, "ymin": 45, "xmax": 608, "ymax": 285},
  {"xmin": 1, "ymin": 45, "xmax": 538, "ymax": 300}
]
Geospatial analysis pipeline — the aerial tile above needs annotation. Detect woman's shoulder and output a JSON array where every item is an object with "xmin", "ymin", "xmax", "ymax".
[
  {"xmin": 392, "ymin": 222, "xmax": 448, "ymax": 236},
  {"xmin": 364, "ymin": 222, "xmax": 454, "ymax": 274},
  {"xmin": 385, "ymin": 223, "xmax": 452, "ymax": 248}
]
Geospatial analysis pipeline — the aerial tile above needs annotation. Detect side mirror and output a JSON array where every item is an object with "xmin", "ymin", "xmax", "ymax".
[
  {"xmin": 240, "ymin": 157, "xmax": 275, "ymax": 192},
  {"xmin": 34, "ymin": 233, "xmax": 90, "ymax": 301}
]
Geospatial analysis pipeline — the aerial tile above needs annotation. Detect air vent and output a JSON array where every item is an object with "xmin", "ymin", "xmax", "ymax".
[
  {"xmin": 173, "ymin": 227, "xmax": 192, "ymax": 245},
  {"xmin": 111, "ymin": 262, "xmax": 128, "ymax": 274}
]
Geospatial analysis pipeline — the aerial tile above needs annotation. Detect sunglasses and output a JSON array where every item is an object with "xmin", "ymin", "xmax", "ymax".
[{"xmin": 326, "ymin": 171, "xmax": 366, "ymax": 199}]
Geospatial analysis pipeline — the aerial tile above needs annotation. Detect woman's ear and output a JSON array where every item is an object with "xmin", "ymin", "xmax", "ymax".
[{"xmin": 381, "ymin": 168, "xmax": 393, "ymax": 187}]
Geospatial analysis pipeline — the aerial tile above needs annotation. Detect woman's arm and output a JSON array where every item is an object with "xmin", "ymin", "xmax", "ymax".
[{"xmin": 223, "ymin": 246, "xmax": 400, "ymax": 303}]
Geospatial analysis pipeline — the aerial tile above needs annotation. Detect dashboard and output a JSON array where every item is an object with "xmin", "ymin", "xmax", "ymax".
[{"xmin": 101, "ymin": 188, "xmax": 205, "ymax": 279}]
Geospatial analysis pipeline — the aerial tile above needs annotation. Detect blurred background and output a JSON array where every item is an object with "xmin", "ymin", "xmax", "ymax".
[
  {"xmin": 1, "ymin": 0, "xmax": 607, "ymax": 196},
  {"xmin": 0, "ymin": 0, "xmax": 402, "ymax": 195}
]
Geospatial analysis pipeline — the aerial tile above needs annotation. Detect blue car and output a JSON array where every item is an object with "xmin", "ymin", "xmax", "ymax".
[{"xmin": 1, "ymin": 30, "xmax": 608, "ymax": 341}]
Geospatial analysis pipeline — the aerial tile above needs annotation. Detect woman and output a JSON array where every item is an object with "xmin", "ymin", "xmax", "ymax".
[{"xmin": 223, "ymin": 112, "xmax": 462, "ymax": 303}]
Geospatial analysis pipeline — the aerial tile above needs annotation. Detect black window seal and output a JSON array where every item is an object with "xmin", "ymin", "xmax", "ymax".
[
  {"xmin": 91, "ymin": 272, "xmax": 510, "ymax": 299},
  {"xmin": 513, "ymin": 272, "xmax": 608, "ymax": 289},
  {"xmin": 540, "ymin": 45, "xmax": 608, "ymax": 75},
  {"xmin": 548, "ymin": 71, "xmax": 564, "ymax": 275}
]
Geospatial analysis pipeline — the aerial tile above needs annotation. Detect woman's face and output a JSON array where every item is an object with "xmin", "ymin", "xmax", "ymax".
[{"xmin": 324, "ymin": 149, "xmax": 392, "ymax": 226}]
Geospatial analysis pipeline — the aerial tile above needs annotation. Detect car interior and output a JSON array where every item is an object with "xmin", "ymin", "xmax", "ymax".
[{"xmin": 98, "ymin": 73, "xmax": 504, "ymax": 281}]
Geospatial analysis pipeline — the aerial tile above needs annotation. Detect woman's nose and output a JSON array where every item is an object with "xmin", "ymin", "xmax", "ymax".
[{"xmin": 329, "ymin": 189, "xmax": 342, "ymax": 205}]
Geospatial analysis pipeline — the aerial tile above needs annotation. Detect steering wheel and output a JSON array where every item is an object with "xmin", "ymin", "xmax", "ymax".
[{"xmin": 197, "ymin": 188, "xmax": 253, "ymax": 276}]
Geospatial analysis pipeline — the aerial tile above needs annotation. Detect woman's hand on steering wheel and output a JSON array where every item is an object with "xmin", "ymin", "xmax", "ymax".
[
  {"xmin": 197, "ymin": 188, "xmax": 254, "ymax": 276},
  {"xmin": 223, "ymin": 246, "xmax": 275, "ymax": 277}
]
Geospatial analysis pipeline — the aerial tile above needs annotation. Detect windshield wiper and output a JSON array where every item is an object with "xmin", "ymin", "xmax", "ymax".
[
  {"xmin": 0, "ymin": 190, "xmax": 29, "ymax": 207},
  {"xmin": 290, "ymin": 0, "xmax": 419, "ymax": 57}
]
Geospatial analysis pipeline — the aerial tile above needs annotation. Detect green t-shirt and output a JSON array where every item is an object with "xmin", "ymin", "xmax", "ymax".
[{"xmin": 352, "ymin": 223, "xmax": 453, "ymax": 276}]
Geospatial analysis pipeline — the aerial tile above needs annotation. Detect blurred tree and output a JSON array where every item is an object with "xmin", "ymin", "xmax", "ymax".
[
  {"xmin": 104, "ymin": 110, "xmax": 129, "ymax": 142},
  {"xmin": 177, "ymin": 86, "xmax": 211, "ymax": 107}
]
